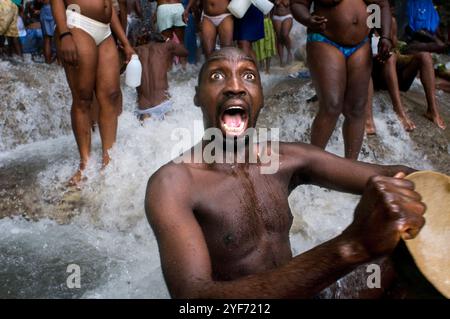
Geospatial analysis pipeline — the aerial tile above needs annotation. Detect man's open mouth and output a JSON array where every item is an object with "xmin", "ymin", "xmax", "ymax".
[{"xmin": 220, "ymin": 106, "xmax": 249, "ymax": 137}]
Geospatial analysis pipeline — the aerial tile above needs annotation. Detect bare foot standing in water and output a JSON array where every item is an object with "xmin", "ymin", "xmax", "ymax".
[{"xmin": 51, "ymin": 0, "xmax": 135, "ymax": 186}]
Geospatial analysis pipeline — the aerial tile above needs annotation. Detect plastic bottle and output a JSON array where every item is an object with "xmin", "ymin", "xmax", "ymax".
[
  {"xmin": 371, "ymin": 35, "xmax": 380, "ymax": 57},
  {"xmin": 251, "ymin": 0, "xmax": 274, "ymax": 15},
  {"xmin": 125, "ymin": 54, "xmax": 142, "ymax": 88},
  {"xmin": 228, "ymin": 0, "xmax": 252, "ymax": 19}
]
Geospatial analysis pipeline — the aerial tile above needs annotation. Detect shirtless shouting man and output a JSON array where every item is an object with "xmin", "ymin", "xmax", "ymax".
[
  {"xmin": 145, "ymin": 48, "xmax": 425, "ymax": 298},
  {"xmin": 51, "ymin": 0, "xmax": 135, "ymax": 186}
]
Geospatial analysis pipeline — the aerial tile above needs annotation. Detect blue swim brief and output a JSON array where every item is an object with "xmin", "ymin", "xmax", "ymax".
[{"xmin": 307, "ymin": 33, "xmax": 369, "ymax": 59}]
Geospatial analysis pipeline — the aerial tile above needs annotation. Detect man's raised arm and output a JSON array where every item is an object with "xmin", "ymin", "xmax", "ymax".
[
  {"xmin": 145, "ymin": 163, "xmax": 423, "ymax": 298},
  {"xmin": 285, "ymin": 143, "xmax": 415, "ymax": 195}
]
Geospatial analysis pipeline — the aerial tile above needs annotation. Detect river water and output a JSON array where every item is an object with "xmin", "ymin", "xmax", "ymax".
[{"xmin": 0, "ymin": 43, "xmax": 435, "ymax": 298}]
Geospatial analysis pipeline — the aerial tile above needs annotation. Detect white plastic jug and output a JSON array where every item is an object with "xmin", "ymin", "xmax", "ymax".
[
  {"xmin": 251, "ymin": 0, "xmax": 274, "ymax": 15},
  {"xmin": 371, "ymin": 35, "xmax": 380, "ymax": 57},
  {"xmin": 228, "ymin": 0, "xmax": 252, "ymax": 19},
  {"xmin": 125, "ymin": 54, "xmax": 142, "ymax": 88}
]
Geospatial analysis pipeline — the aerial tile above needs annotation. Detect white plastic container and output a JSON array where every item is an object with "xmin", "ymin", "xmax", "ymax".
[
  {"xmin": 228, "ymin": 0, "xmax": 252, "ymax": 19},
  {"xmin": 125, "ymin": 54, "xmax": 142, "ymax": 88},
  {"xmin": 371, "ymin": 35, "xmax": 380, "ymax": 57},
  {"xmin": 251, "ymin": 0, "xmax": 274, "ymax": 15}
]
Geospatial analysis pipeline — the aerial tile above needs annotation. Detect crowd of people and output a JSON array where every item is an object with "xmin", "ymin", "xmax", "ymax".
[{"xmin": 1, "ymin": 0, "xmax": 449, "ymax": 298}]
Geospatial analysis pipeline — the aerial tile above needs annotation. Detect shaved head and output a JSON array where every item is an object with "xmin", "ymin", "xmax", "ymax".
[{"xmin": 198, "ymin": 47, "xmax": 257, "ymax": 86}]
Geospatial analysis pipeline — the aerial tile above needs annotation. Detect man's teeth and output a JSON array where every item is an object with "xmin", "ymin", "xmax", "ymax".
[{"xmin": 223, "ymin": 121, "xmax": 245, "ymax": 132}]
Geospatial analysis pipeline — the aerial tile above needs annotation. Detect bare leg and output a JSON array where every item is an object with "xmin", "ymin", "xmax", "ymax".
[
  {"xmin": 217, "ymin": 16, "xmax": 234, "ymax": 48},
  {"xmin": 281, "ymin": 18, "xmax": 293, "ymax": 65},
  {"xmin": 265, "ymin": 57, "xmax": 271, "ymax": 74},
  {"xmin": 90, "ymin": 94, "xmax": 100, "ymax": 132},
  {"xmin": 173, "ymin": 27, "xmax": 187, "ymax": 67},
  {"xmin": 365, "ymin": 77, "xmax": 377, "ymax": 135},
  {"xmin": 414, "ymin": 52, "xmax": 446, "ymax": 129},
  {"xmin": 381, "ymin": 54, "xmax": 416, "ymax": 131},
  {"xmin": 95, "ymin": 36, "xmax": 122, "ymax": 168},
  {"xmin": 7, "ymin": 36, "xmax": 22, "ymax": 56},
  {"xmin": 58, "ymin": 29, "xmax": 98, "ymax": 186},
  {"xmin": 342, "ymin": 42, "xmax": 371, "ymax": 160},
  {"xmin": 406, "ymin": 40, "xmax": 447, "ymax": 54},
  {"xmin": 43, "ymin": 35, "xmax": 52, "ymax": 64},
  {"xmin": 435, "ymin": 76, "xmax": 450, "ymax": 93},
  {"xmin": 272, "ymin": 18, "xmax": 283, "ymax": 66},
  {"xmin": 237, "ymin": 40, "xmax": 256, "ymax": 62},
  {"xmin": 200, "ymin": 17, "xmax": 217, "ymax": 58},
  {"xmin": 307, "ymin": 42, "xmax": 346, "ymax": 151}
]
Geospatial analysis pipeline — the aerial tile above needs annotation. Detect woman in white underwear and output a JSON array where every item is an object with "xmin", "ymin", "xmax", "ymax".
[{"xmin": 272, "ymin": 0, "xmax": 293, "ymax": 66}]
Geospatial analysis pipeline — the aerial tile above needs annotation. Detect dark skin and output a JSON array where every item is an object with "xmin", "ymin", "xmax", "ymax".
[
  {"xmin": 145, "ymin": 48, "xmax": 425, "ymax": 298},
  {"xmin": 290, "ymin": 0, "xmax": 392, "ymax": 160},
  {"xmin": 183, "ymin": 0, "xmax": 233, "ymax": 58},
  {"xmin": 135, "ymin": 38, "xmax": 188, "ymax": 118},
  {"xmin": 365, "ymin": 15, "xmax": 446, "ymax": 134},
  {"xmin": 51, "ymin": 0, "xmax": 135, "ymax": 186},
  {"xmin": 41, "ymin": 0, "xmax": 54, "ymax": 64},
  {"xmin": 273, "ymin": 0, "xmax": 293, "ymax": 66}
]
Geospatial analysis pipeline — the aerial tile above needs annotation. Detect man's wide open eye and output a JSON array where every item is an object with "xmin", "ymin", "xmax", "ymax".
[
  {"xmin": 210, "ymin": 72, "xmax": 224, "ymax": 80},
  {"xmin": 243, "ymin": 72, "xmax": 256, "ymax": 81}
]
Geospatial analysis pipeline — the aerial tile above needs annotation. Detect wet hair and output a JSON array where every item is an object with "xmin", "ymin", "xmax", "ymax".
[{"xmin": 197, "ymin": 47, "xmax": 257, "ymax": 86}]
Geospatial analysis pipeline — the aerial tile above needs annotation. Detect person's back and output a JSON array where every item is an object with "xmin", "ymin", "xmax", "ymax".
[
  {"xmin": 135, "ymin": 41, "xmax": 173, "ymax": 109},
  {"xmin": 134, "ymin": 34, "xmax": 188, "ymax": 120}
]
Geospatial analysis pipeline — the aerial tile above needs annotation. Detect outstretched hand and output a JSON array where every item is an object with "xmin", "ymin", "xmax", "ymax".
[{"xmin": 342, "ymin": 172, "xmax": 426, "ymax": 259}]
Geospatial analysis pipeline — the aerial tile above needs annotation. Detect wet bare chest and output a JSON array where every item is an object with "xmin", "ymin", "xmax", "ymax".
[{"xmin": 193, "ymin": 168, "xmax": 293, "ymax": 258}]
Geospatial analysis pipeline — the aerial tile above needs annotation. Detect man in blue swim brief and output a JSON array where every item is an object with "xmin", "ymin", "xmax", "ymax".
[{"xmin": 291, "ymin": 0, "xmax": 392, "ymax": 160}]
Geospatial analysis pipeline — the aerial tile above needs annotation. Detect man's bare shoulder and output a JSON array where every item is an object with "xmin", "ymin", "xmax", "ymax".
[{"xmin": 148, "ymin": 161, "xmax": 193, "ymax": 192}]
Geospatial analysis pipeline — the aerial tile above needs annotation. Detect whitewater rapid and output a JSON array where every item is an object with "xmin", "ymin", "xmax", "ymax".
[{"xmin": 0, "ymin": 49, "xmax": 434, "ymax": 298}]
